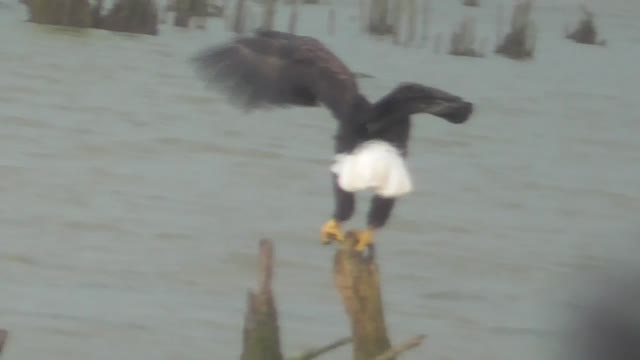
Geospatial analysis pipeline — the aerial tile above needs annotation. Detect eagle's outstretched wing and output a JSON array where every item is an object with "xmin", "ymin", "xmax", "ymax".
[{"xmin": 191, "ymin": 30, "xmax": 360, "ymax": 122}]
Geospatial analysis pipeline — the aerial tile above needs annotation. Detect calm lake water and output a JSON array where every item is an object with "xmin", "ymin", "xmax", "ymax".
[{"xmin": 1, "ymin": 1, "xmax": 640, "ymax": 359}]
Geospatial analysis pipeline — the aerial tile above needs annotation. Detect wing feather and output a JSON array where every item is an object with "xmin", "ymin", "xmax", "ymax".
[{"xmin": 191, "ymin": 30, "xmax": 360, "ymax": 122}]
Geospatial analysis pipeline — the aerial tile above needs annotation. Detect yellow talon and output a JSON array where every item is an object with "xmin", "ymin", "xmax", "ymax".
[
  {"xmin": 321, "ymin": 219, "xmax": 345, "ymax": 244},
  {"xmin": 354, "ymin": 229, "xmax": 376, "ymax": 252}
]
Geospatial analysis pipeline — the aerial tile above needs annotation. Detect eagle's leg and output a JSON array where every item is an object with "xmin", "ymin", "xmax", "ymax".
[
  {"xmin": 354, "ymin": 195, "xmax": 396, "ymax": 252},
  {"xmin": 321, "ymin": 174, "xmax": 355, "ymax": 244}
]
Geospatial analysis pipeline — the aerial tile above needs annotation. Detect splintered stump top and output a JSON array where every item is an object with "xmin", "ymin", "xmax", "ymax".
[{"xmin": 333, "ymin": 231, "xmax": 393, "ymax": 360}]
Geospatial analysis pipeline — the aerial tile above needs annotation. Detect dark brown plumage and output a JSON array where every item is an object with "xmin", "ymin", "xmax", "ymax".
[
  {"xmin": 192, "ymin": 30, "xmax": 475, "ymax": 251},
  {"xmin": 192, "ymin": 30, "xmax": 362, "ymax": 123}
]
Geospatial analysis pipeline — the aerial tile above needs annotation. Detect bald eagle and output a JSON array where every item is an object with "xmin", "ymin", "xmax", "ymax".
[{"xmin": 191, "ymin": 30, "xmax": 474, "ymax": 252}]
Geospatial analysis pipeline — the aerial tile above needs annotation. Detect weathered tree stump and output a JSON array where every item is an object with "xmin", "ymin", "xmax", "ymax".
[
  {"xmin": 368, "ymin": 0, "xmax": 394, "ymax": 36},
  {"xmin": 240, "ymin": 236, "xmax": 425, "ymax": 359},
  {"xmin": 101, "ymin": 0, "xmax": 159, "ymax": 35},
  {"xmin": 241, "ymin": 239, "xmax": 353, "ymax": 360},
  {"xmin": 565, "ymin": 5, "xmax": 606, "ymax": 46},
  {"xmin": 288, "ymin": 0, "xmax": 300, "ymax": 34},
  {"xmin": 232, "ymin": 0, "xmax": 248, "ymax": 34},
  {"xmin": 241, "ymin": 239, "xmax": 284, "ymax": 360},
  {"xmin": 449, "ymin": 16, "xmax": 484, "ymax": 57},
  {"xmin": 495, "ymin": 0, "xmax": 536, "ymax": 60},
  {"xmin": 0, "ymin": 329, "xmax": 7, "ymax": 355},
  {"xmin": 261, "ymin": 0, "xmax": 277, "ymax": 31},
  {"xmin": 24, "ymin": 0, "xmax": 92, "ymax": 28},
  {"xmin": 333, "ymin": 232, "xmax": 392, "ymax": 359},
  {"xmin": 173, "ymin": 0, "xmax": 208, "ymax": 28}
]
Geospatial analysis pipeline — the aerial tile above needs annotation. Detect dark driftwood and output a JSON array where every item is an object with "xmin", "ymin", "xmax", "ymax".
[{"xmin": 0, "ymin": 329, "xmax": 7, "ymax": 354}]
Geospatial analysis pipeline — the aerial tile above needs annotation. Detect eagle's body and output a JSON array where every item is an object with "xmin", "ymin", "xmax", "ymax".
[{"xmin": 192, "ymin": 30, "xmax": 473, "ymax": 251}]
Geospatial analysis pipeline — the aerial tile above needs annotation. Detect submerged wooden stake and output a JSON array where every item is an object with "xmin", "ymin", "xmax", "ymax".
[{"xmin": 333, "ymin": 231, "xmax": 393, "ymax": 360}]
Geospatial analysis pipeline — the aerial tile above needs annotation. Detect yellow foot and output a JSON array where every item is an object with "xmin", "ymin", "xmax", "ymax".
[
  {"xmin": 354, "ymin": 229, "xmax": 375, "ymax": 252},
  {"xmin": 321, "ymin": 219, "xmax": 345, "ymax": 244}
]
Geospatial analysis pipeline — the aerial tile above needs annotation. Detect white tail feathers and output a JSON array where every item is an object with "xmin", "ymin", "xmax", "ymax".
[{"xmin": 330, "ymin": 140, "xmax": 413, "ymax": 198}]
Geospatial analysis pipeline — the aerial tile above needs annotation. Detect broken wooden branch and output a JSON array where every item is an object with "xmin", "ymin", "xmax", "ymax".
[
  {"xmin": 373, "ymin": 335, "xmax": 427, "ymax": 360},
  {"xmin": 288, "ymin": 336, "xmax": 353, "ymax": 360}
]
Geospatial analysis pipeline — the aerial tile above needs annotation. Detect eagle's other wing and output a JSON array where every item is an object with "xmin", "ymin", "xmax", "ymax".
[{"xmin": 191, "ymin": 30, "xmax": 360, "ymax": 122}]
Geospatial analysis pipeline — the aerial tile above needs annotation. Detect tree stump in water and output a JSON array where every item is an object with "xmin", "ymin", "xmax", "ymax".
[
  {"xmin": 240, "ymin": 237, "xmax": 426, "ymax": 359},
  {"xmin": 261, "ymin": 0, "xmax": 277, "ymax": 31},
  {"xmin": 101, "ymin": 0, "xmax": 159, "ymax": 35},
  {"xmin": 173, "ymin": 0, "xmax": 208, "ymax": 28},
  {"xmin": 240, "ymin": 239, "xmax": 284, "ymax": 360},
  {"xmin": 368, "ymin": 0, "xmax": 394, "ymax": 36},
  {"xmin": 494, "ymin": 0, "xmax": 536, "ymax": 60},
  {"xmin": 25, "ymin": 0, "xmax": 92, "ymax": 28},
  {"xmin": 333, "ymin": 231, "xmax": 392, "ymax": 359},
  {"xmin": 565, "ymin": 5, "xmax": 606, "ymax": 46},
  {"xmin": 0, "ymin": 329, "xmax": 7, "ymax": 355}
]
